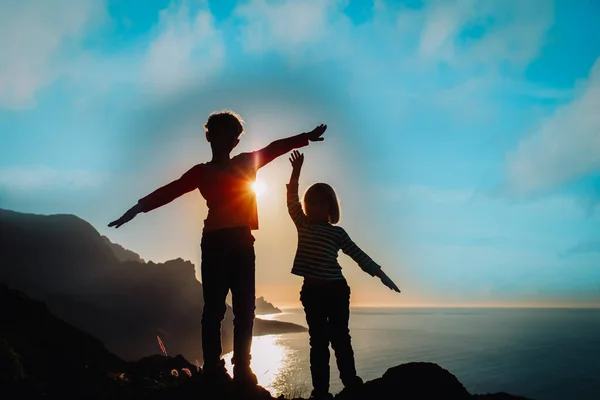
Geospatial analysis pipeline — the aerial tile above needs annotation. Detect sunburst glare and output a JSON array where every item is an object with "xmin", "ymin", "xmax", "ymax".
[{"xmin": 252, "ymin": 179, "xmax": 267, "ymax": 197}]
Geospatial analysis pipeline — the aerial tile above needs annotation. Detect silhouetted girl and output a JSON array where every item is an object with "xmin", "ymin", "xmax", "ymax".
[{"xmin": 286, "ymin": 150, "xmax": 401, "ymax": 399}]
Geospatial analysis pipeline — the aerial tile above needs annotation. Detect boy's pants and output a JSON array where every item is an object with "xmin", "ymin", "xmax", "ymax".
[
  {"xmin": 300, "ymin": 279, "xmax": 360, "ymax": 394},
  {"xmin": 200, "ymin": 226, "xmax": 256, "ymax": 370}
]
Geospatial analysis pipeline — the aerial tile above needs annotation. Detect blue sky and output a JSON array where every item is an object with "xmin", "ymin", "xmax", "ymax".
[{"xmin": 1, "ymin": 0, "xmax": 600, "ymax": 307}]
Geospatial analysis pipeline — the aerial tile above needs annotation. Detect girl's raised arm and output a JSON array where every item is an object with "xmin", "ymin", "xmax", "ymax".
[{"xmin": 286, "ymin": 151, "xmax": 308, "ymax": 227}]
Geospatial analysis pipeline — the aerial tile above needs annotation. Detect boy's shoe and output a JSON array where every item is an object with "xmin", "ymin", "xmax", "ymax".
[
  {"xmin": 203, "ymin": 361, "xmax": 232, "ymax": 386},
  {"xmin": 232, "ymin": 365, "xmax": 258, "ymax": 386}
]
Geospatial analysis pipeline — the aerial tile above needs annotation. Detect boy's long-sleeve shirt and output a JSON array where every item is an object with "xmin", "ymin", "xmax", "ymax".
[
  {"xmin": 286, "ymin": 183, "xmax": 381, "ymax": 280},
  {"xmin": 137, "ymin": 133, "xmax": 310, "ymax": 233}
]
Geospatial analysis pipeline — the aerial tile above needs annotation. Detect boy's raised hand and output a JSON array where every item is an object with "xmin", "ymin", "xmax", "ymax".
[
  {"xmin": 306, "ymin": 124, "xmax": 327, "ymax": 142},
  {"xmin": 289, "ymin": 150, "xmax": 304, "ymax": 169}
]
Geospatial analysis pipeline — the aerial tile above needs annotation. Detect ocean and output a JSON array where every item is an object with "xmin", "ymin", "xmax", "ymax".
[{"xmin": 223, "ymin": 308, "xmax": 600, "ymax": 399}]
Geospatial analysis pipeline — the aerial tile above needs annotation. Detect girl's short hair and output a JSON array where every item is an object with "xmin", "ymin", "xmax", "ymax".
[{"xmin": 303, "ymin": 183, "xmax": 341, "ymax": 224}]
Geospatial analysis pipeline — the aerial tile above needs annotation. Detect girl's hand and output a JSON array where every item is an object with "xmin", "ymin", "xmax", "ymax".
[
  {"xmin": 380, "ymin": 273, "xmax": 401, "ymax": 293},
  {"xmin": 108, "ymin": 204, "xmax": 142, "ymax": 228},
  {"xmin": 289, "ymin": 150, "xmax": 304, "ymax": 170}
]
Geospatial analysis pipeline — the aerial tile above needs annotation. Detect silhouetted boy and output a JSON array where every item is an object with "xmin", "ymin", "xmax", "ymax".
[{"xmin": 108, "ymin": 111, "xmax": 327, "ymax": 385}]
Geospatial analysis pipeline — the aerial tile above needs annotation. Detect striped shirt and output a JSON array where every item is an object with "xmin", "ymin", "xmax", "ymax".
[{"xmin": 286, "ymin": 183, "xmax": 381, "ymax": 280}]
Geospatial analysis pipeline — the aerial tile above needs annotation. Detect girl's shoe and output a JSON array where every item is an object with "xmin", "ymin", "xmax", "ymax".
[
  {"xmin": 310, "ymin": 390, "xmax": 334, "ymax": 400},
  {"xmin": 336, "ymin": 376, "xmax": 364, "ymax": 398}
]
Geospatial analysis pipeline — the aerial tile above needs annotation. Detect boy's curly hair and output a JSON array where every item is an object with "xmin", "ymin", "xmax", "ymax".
[{"xmin": 204, "ymin": 110, "xmax": 245, "ymax": 138}]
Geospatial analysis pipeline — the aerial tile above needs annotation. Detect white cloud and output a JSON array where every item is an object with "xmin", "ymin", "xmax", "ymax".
[
  {"xmin": 228, "ymin": 0, "xmax": 556, "ymax": 124},
  {"xmin": 234, "ymin": 0, "xmax": 347, "ymax": 55},
  {"xmin": 465, "ymin": 1, "xmax": 554, "ymax": 69},
  {"xmin": 0, "ymin": 166, "xmax": 105, "ymax": 192},
  {"xmin": 231, "ymin": 0, "xmax": 553, "ymax": 75},
  {"xmin": 0, "ymin": 0, "xmax": 556, "ymax": 111},
  {"xmin": 0, "ymin": 0, "xmax": 106, "ymax": 109},
  {"xmin": 507, "ymin": 58, "xmax": 600, "ymax": 194},
  {"xmin": 387, "ymin": 0, "xmax": 555, "ymax": 127},
  {"xmin": 417, "ymin": 0, "xmax": 554, "ymax": 72},
  {"xmin": 418, "ymin": 0, "xmax": 473, "ymax": 59},
  {"xmin": 142, "ymin": 1, "xmax": 225, "ymax": 95}
]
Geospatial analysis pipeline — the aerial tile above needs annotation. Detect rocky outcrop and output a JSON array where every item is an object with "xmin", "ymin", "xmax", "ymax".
[{"xmin": 256, "ymin": 296, "xmax": 282, "ymax": 315}]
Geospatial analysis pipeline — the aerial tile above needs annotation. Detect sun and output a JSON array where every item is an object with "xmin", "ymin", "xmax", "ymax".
[{"xmin": 252, "ymin": 179, "xmax": 267, "ymax": 197}]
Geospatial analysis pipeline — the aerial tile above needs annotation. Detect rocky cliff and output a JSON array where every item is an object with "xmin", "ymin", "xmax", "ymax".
[{"xmin": 0, "ymin": 208, "xmax": 305, "ymax": 362}]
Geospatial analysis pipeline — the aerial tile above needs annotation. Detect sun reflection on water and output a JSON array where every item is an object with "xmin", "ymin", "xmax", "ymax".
[
  {"xmin": 223, "ymin": 334, "xmax": 309, "ymax": 397},
  {"xmin": 255, "ymin": 313, "xmax": 280, "ymax": 321}
]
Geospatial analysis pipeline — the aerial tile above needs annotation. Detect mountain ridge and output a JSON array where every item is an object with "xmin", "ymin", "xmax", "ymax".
[{"xmin": 0, "ymin": 208, "xmax": 305, "ymax": 362}]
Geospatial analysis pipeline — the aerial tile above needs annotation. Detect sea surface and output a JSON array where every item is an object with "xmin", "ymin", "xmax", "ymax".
[{"xmin": 223, "ymin": 308, "xmax": 600, "ymax": 399}]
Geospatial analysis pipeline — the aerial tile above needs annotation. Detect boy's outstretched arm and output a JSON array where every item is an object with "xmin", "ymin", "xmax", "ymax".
[
  {"xmin": 253, "ymin": 124, "xmax": 327, "ymax": 169},
  {"xmin": 108, "ymin": 165, "xmax": 202, "ymax": 228}
]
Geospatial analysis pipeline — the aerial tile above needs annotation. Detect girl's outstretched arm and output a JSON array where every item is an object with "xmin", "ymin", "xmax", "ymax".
[
  {"xmin": 375, "ymin": 269, "xmax": 401, "ymax": 293},
  {"xmin": 286, "ymin": 150, "xmax": 308, "ymax": 226},
  {"xmin": 339, "ymin": 229, "xmax": 400, "ymax": 292},
  {"xmin": 339, "ymin": 229, "xmax": 381, "ymax": 276}
]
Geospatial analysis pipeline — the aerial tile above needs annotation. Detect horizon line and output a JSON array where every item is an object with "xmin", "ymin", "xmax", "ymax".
[{"xmin": 277, "ymin": 304, "xmax": 600, "ymax": 310}]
